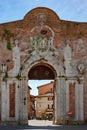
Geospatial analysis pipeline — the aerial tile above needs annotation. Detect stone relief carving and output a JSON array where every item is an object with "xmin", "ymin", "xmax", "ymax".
[
  {"xmin": 21, "ymin": 23, "xmax": 56, "ymax": 58},
  {"xmin": 71, "ymin": 57, "xmax": 86, "ymax": 76},
  {"xmin": 77, "ymin": 63, "xmax": 85, "ymax": 74},
  {"xmin": 8, "ymin": 40, "xmax": 20, "ymax": 77},
  {"xmin": 30, "ymin": 35, "xmax": 55, "ymax": 56},
  {"xmin": 37, "ymin": 13, "xmax": 46, "ymax": 26},
  {"xmin": 70, "ymin": 62, "xmax": 78, "ymax": 76}
]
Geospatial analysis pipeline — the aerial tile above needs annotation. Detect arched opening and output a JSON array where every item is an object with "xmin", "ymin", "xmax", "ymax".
[
  {"xmin": 28, "ymin": 63, "xmax": 57, "ymax": 126},
  {"xmin": 28, "ymin": 63, "xmax": 56, "ymax": 80}
]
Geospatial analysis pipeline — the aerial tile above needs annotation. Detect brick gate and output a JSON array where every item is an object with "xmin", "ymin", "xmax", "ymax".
[{"xmin": 0, "ymin": 7, "xmax": 87, "ymax": 125}]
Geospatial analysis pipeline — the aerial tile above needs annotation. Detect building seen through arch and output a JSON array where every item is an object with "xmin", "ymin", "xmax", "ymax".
[
  {"xmin": 0, "ymin": 7, "xmax": 87, "ymax": 125},
  {"xmin": 28, "ymin": 63, "xmax": 55, "ymax": 121},
  {"xmin": 35, "ymin": 81, "xmax": 54, "ymax": 120}
]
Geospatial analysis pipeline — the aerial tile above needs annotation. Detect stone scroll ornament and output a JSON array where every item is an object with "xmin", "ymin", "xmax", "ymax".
[
  {"xmin": 77, "ymin": 63, "xmax": 85, "ymax": 74},
  {"xmin": 29, "ymin": 13, "xmax": 55, "ymax": 56}
]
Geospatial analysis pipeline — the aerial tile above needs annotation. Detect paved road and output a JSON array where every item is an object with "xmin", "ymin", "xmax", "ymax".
[
  {"xmin": 0, "ymin": 120, "xmax": 87, "ymax": 130},
  {"xmin": 0, "ymin": 125, "xmax": 87, "ymax": 130},
  {"xmin": 28, "ymin": 119, "xmax": 54, "ymax": 126}
]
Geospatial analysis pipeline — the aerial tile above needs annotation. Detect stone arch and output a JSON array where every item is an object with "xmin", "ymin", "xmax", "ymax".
[
  {"xmin": 21, "ymin": 51, "xmax": 66, "ymax": 124},
  {"xmin": 28, "ymin": 62, "xmax": 57, "ymax": 80},
  {"xmin": 21, "ymin": 54, "xmax": 60, "ymax": 79},
  {"xmin": 27, "ymin": 59, "xmax": 57, "ymax": 123}
]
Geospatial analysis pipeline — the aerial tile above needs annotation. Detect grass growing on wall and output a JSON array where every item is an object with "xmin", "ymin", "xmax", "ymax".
[{"xmin": 6, "ymin": 41, "xmax": 12, "ymax": 50}]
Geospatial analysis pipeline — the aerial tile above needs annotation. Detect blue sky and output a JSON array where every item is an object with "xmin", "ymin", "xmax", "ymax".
[
  {"xmin": 28, "ymin": 80, "xmax": 53, "ymax": 96},
  {"xmin": 0, "ymin": 0, "xmax": 87, "ymax": 23}
]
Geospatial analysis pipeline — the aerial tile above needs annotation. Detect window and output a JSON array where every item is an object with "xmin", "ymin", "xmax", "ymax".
[
  {"xmin": 52, "ymin": 104, "xmax": 53, "ymax": 109},
  {"xmin": 48, "ymin": 96, "xmax": 53, "ymax": 101}
]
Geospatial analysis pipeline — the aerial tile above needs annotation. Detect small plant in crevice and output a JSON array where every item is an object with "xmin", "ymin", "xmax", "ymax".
[
  {"xmin": 2, "ymin": 29, "xmax": 12, "ymax": 40},
  {"xmin": 77, "ymin": 77, "xmax": 81, "ymax": 84},
  {"xmin": 5, "ymin": 71, "xmax": 8, "ymax": 78},
  {"xmin": 6, "ymin": 59, "xmax": 10, "ymax": 62},
  {"xmin": 6, "ymin": 41, "xmax": 12, "ymax": 50},
  {"xmin": 15, "ymin": 73, "xmax": 21, "ymax": 80},
  {"xmin": 2, "ymin": 28, "xmax": 14, "ymax": 51},
  {"xmin": 24, "ymin": 97, "xmax": 26, "ymax": 105},
  {"xmin": 58, "ymin": 75, "xmax": 65, "ymax": 78},
  {"xmin": 75, "ymin": 22, "xmax": 79, "ymax": 26},
  {"xmin": 20, "ymin": 65, "xmax": 24, "ymax": 71},
  {"xmin": 2, "ymin": 71, "xmax": 8, "ymax": 81},
  {"xmin": 63, "ymin": 66, "xmax": 66, "ymax": 71},
  {"xmin": 17, "ymin": 85, "xmax": 20, "ymax": 88},
  {"xmin": 62, "ymin": 57, "xmax": 65, "ymax": 63}
]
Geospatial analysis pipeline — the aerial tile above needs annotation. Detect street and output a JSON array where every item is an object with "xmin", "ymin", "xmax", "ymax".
[
  {"xmin": 0, "ymin": 125, "xmax": 87, "ymax": 130},
  {"xmin": 28, "ymin": 119, "xmax": 54, "ymax": 126},
  {"xmin": 0, "ymin": 120, "xmax": 87, "ymax": 130}
]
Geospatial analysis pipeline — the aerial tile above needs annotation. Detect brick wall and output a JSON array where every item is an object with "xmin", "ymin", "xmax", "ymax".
[
  {"xmin": 0, "ymin": 7, "xmax": 87, "ymax": 122},
  {"xmin": 9, "ymin": 83, "xmax": 15, "ymax": 117},
  {"xmin": 69, "ymin": 83, "xmax": 75, "ymax": 117}
]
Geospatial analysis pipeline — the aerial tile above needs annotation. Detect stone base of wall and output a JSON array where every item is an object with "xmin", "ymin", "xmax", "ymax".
[
  {"xmin": 84, "ymin": 119, "xmax": 87, "ymax": 124},
  {"xmin": 66, "ymin": 120, "xmax": 84, "ymax": 125},
  {"xmin": 53, "ymin": 120, "xmax": 66, "ymax": 125},
  {"xmin": 0, "ymin": 120, "xmax": 28, "ymax": 126},
  {"xmin": 19, "ymin": 120, "xmax": 28, "ymax": 125},
  {"xmin": 53, "ymin": 120, "xmax": 85, "ymax": 125}
]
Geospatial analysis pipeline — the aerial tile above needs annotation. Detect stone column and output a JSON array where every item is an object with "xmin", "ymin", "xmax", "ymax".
[
  {"xmin": 75, "ymin": 82, "xmax": 84, "ymax": 123},
  {"xmin": 1, "ymin": 81, "xmax": 7, "ymax": 121},
  {"xmin": 59, "ymin": 77, "xmax": 66, "ymax": 124},
  {"xmin": 0, "ymin": 75, "xmax": 1, "ymax": 121},
  {"xmin": 15, "ymin": 80, "xmax": 20, "ymax": 122},
  {"xmin": 66, "ymin": 80, "xmax": 69, "ymax": 119},
  {"xmin": 54, "ymin": 77, "xmax": 66, "ymax": 124},
  {"xmin": 20, "ymin": 78, "xmax": 28, "ymax": 125},
  {"xmin": 19, "ymin": 79, "xmax": 23, "ymax": 124},
  {"xmin": 54, "ymin": 78, "xmax": 58, "ymax": 124}
]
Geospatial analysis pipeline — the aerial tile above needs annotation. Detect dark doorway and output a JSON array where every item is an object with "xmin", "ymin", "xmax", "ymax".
[{"xmin": 28, "ymin": 63, "xmax": 55, "ymax": 80}]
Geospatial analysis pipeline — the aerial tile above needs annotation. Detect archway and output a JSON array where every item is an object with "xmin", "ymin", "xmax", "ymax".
[
  {"xmin": 28, "ymin": 63, "xmax": 57, "ymax": 125},
  {"xmin": 28, "ymin": 63, "xmax": 56, "ymax": 80}
]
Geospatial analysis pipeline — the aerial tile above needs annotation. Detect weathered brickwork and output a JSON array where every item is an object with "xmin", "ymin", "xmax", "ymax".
[
  {"xmin": 0, "ymin": 7, "xmax": 87, "ymax": 125},
  {"xmin": 9, "ymin": 83, "xmax": 15, "ymax": 117},
  {"xmin": 69, "ymin": 83, "xmax": 75, "ymax": 117},
  {"xmin": 37, "ymin": 81, "xmax": 54, "ymax": 95}
]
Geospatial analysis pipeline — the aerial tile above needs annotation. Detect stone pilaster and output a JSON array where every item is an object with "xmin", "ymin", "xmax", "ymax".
[
  {"xmin": 66, "ymin": 80, "xmax": 69, "ymax": 119},
  {"xmin": 54, "ymin": 78, "xmax": 58, "ymax": 124},
  {"xmin": 75, "ymin": 82, "xmax": 84, "ymax": 123},
  {"xmin": 0, "ymin": 75, "xmax": 1, "ymax": 121},
  {"xmin": 1, "ymin": 81, "xmax": 7, "ymax": 121},
  {"xmin": 54, "ymin": 77, "xmax": 66, "ymax": 124},
  {"xmin": 64, "ymin": 43, "xmax": 72, "ymax": 77},
  {"xmin": 20, "ymin": 78, "xmax": 28, "ymax": 125}
]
